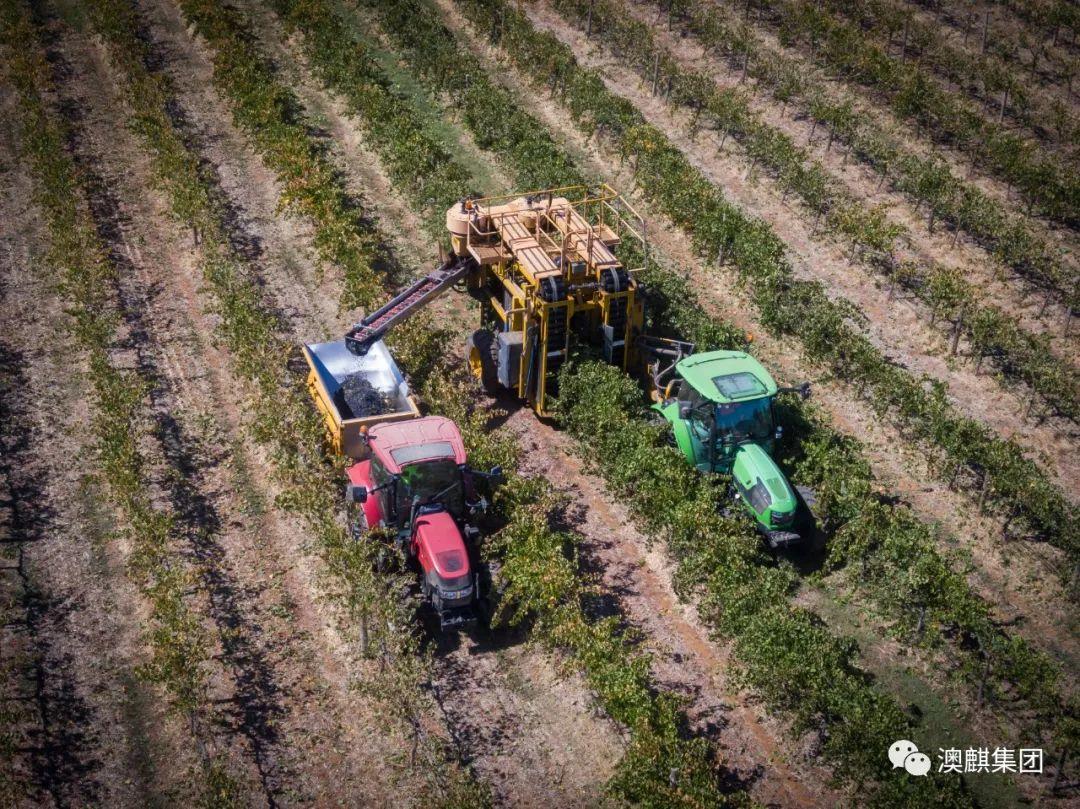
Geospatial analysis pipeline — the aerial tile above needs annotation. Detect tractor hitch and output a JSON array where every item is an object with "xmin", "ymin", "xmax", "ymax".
[
  {"xmin": 765, "ymin": 529, "xmax": 802, "ymax": 549},
  {"xmin": 438, "ymin": 605, "xmax": 478, "ymax": 632},
  {"xmin": 778, "ymin": 382, "xmax": 812, "ymax": 400}
]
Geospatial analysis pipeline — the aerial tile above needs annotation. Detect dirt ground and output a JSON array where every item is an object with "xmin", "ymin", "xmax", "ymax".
[
  {"xmin": 0, "ymin": 63, "xmax": 192, "ymax": 805},
  {"xmin": 430, "ymin": 0, "xmax": 1080, "ymax": 688},
  {"xmin": 619, "ymin": 0, "xmax": 1079, "ymax": 356},
  {"xmin": 525, "ymin": 0, "xmax": 1079, "ymax": 503}
]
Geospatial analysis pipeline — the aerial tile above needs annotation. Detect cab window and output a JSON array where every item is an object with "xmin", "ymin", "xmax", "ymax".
[
  {"xmin": 398, "ymin": 460, "xmax": 464, "ymax": 517},
  {"xmin": 685, "ymin": 387, "xmax": 712, "ymax": 441},
  {"xmin": 369, "ymin": 457, "xmax": 395, "ymax": 518}
]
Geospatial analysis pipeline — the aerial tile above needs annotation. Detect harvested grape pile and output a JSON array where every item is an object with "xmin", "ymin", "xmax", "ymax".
[{"xmin": 336, "ymin": 374, "xmax": 392, "ymax": 418}]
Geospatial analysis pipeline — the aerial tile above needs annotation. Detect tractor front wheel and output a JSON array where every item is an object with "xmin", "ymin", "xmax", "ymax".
[{"xmin": 465, "ymin": 329, "xmax": 499, "ymax": 394}]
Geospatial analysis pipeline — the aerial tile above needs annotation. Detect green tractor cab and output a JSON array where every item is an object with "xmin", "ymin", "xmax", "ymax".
[{"xmin": 648, "ymin": 346, "xmax": 813, "ymax": 548}]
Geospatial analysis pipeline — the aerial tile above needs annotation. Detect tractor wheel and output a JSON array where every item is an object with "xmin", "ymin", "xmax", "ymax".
[{"xmin": 465, "ymin": 329, "xmax": 500, "ymax": 393}]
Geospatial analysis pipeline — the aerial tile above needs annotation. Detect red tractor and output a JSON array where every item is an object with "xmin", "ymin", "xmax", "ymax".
[{"xmin": 344, "ymin": 416, "xmax": 501, "ymax": 631}]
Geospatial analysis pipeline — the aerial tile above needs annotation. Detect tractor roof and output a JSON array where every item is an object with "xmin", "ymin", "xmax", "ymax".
[
  {"xmin": 368, "ymin": 415, "xmax": 467, "ymax": 474},
  {"xmin": 676, "ymin": 350, "xmax": 778, "ymax": 403}
]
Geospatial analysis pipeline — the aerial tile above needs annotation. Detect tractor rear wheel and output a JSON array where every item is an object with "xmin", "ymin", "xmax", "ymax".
[{"xmin": 465, "ymin": 329, "xmax": 499, "ymax": 393}]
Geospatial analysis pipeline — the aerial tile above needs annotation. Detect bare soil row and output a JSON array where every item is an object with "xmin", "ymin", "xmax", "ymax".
[
  {"xmin": 425, "ymin": 0, "xmax": 1080, "ymax": 679},
  {"xmin": 527, "ymin": 0, "xmax": 1079, "ymax": 499}
]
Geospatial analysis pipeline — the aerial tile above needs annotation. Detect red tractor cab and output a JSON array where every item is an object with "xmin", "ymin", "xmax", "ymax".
[{"xmin": 344, "ymin": 416, "xmax": 499, "ymax": 631}]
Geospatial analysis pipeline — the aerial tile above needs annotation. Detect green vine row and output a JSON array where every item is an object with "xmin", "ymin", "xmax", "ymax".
[
  {"xmin": 1, "ymin": 1, "xmax": 240, "ymax": 802},
  {"xmin": 649, "ymin": 0, "xmax": 1079, "ymax": 314},
  {"xmin": 991, "ymin": 0, "xmax": 1080, "ymax": 52},
  {"xmin": 556, "ymin": 361, "xmax": 975, "ymax": 807},
  {"xmin": 551, "ymin": 0, "xmax": 1079, "ymax": 423},
  {"xmin": 910, "ymin": 0, "xmax": 1080, "ymax": 95},
  {"xmin": 353, "ymin": 0, "xmax": 1076, "ymax": 794}
]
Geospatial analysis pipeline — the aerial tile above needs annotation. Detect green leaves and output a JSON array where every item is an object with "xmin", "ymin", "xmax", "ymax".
[
  {"xmin": 556, "ymin": 359, "xmax": 936, "ymax": 798},
  {"xmin": 472, "ymin": 0, "xmax": 1077, "ymax": 555},
  {"xmin": 6, "ymin": 0, "xmax": 215, "ymax": 774}
]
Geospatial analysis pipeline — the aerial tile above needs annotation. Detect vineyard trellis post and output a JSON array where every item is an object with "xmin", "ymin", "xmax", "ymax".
[{"xmin": 949, "ymin": 302, "xmax": 967, "ymax": 356}]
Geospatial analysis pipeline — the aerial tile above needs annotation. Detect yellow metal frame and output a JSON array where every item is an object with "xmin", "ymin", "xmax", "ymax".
[
  {"xmin": 303, "ymin": 359, "xmax": 420, "ymax": 459},
  {"xmin": 456, "ymin": 185, "xmax": 647, "ymax": 417}
]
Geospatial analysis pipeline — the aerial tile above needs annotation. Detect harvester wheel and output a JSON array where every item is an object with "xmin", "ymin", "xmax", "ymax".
[{"xmin": 465, "ymin": 329, "xmax": 499, "ymax": 394}]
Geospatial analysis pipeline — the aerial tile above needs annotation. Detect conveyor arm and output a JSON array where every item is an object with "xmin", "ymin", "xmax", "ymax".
[{"xmin": 345, "ymin": 255, "xmax": 474, "ymax": 356}]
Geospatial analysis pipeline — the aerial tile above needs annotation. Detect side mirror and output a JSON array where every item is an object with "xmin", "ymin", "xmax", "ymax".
[
  {"xmin": 489, "ymin": 465, "xmax": 503, "ymax": 482},
  {"xmin": 678, "ymin": 404, "xmax": 691, "ymax": 419},
  {"xmin": 346, "ymin": 483, "xmax": 368, "ymax": 503},
  {"xmin": 774, "ymin": 426, "xmax": 783, "ymax": 441},
  {"xmin": 799, "ymin": 382, "xmax": 811, "ymax": 400}
]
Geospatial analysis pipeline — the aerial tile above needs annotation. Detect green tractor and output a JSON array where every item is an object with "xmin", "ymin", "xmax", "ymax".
[{"xmin": 644, "ymin": 339, "xmax": 814, "ymax": 548}]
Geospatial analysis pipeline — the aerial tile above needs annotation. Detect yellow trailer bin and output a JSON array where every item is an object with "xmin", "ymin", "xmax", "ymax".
[{"xmin": 302, "ymin": 339, "xmax": 420, "ymax": 460}]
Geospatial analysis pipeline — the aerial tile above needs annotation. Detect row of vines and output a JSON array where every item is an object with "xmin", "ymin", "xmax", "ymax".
[
  {"xmin": 93, "ymin": 0, "xmax": 756, "ymax": 803},
  {"xmin": 648, "ymin": 0, "xmax": 1078, "ymax": 313},
  {"xmin": 550, "ymin": 0, "xmax": 1079, "ymax": 423},
  {"xmin": 347, "ymin": 0, "xmax": 1078, "ymax": 798},
  {"xmin": 803, "ymin": 0, "xmax": 1078, "ymax": 146},
  {"xmin": 911, "ymin": 0, "xmax": 1079, "ymax": 94},
  {"xmin": 446, "ymin": 0, "xmax": 1079, "ymax": 563},
  {"xmin": 745, "ymin": 0, "xmax": 1080, "ymax": 227},
  {"xmin": 983, "ymin": 0, "xmax": 1080, "ymax": 61},
  {"xmin": 1, "ymin": 0, "xmax": 242, "ymax": 801}
]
